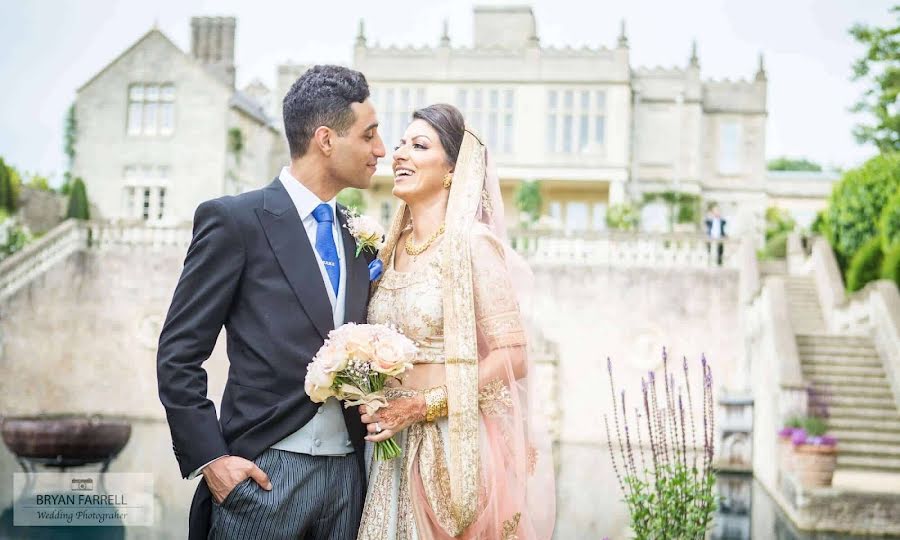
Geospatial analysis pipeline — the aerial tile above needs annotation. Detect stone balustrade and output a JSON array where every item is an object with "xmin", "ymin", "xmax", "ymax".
[
  {"xmin": 508, "ymin": 230, "xmax": 737, "ymax": 269},
  {"xmin": 0, "ymin": 220, "xmax": 86, "ymax": 302},
  {"xmin": 87, "ymin": 221, "xmax": 193, "ymax": 251}
]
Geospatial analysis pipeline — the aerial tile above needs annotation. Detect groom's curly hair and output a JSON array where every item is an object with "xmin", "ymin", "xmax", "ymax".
[{"xmin": 283, "ymin": 65, "xmax": 370, "ymax": 158}]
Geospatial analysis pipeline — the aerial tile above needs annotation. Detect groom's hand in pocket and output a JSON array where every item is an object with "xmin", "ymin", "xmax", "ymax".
[{"xmin": 203, "ymin": 455, "xmax": 272, "ymax": 504}]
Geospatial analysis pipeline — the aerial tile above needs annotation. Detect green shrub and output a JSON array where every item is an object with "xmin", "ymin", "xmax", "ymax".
[
  {"xmin": 801, "ymin": 416, "xmax": 828, "ymax": 437},
  {"xmin": 66, "ymin": 177, "xmax": 90, "ymax": 220},
  {"xmin": 810, "ymin": 210, "xmax": 827, "ymax": 236},
  {"xmin": 765, "ymin": 206, "xmax": 796, "ymax": 242},
  {"xmin": 514, "ymin": 180, "xmax": 542, "ymax": 223},
  {"xmin": 847, "ymin": 236, "xmax": 885, "ymax": 292},
  {"xmin": 763, "ymin": 230, "xmax": 789, "ymax": 259},
  {"xmin": 881, "ymin": 241, "xmax": 900, "ymax": 288},
  {"xmin": 824, "ymin": 153, "xmax": 900, "ymax": 264},
  {"xmin": 676, "ymin": 200, "xmax": 697, "ymax": 224},
  {"xmin": 879, "ymin": 187, "xmax": 900, "ymax": 252},
  {"xmin": 606, "ymin": 203, "xmax": 639, "ymax": 231}
]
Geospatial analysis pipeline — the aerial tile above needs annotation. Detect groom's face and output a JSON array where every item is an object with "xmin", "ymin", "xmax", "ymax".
[{"xmin": 329, "ymin": 99, "xmax": 385, "ymax": 190}]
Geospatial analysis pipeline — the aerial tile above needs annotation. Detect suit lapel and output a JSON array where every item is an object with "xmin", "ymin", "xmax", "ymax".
[
  {"xmin": 337, "ymin": 205, "xmax": 370, "ymax": 324},
  {"xmin": 257, "ymin": 179, "xmax": 334, "ymax": 340}
]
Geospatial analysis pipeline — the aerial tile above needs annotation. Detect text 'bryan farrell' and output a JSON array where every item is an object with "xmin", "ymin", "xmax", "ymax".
[{"xmin": 35, "ymin": 494, "xmax": 127, "ymax": 505}]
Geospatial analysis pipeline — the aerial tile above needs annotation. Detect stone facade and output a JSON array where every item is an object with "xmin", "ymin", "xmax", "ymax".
[
  {"xmin": 73, "ymin": 19, "xmax": 280, "ymax": 225},
  {"xmin": 277, "ymin": 6, "xmax": 778, "ymax": 238}
]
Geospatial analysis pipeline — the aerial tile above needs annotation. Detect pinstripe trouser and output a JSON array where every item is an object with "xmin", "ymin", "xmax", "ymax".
[{"xmin": 209, "ymin": 448, "xmax": 363, "ymax": 540}]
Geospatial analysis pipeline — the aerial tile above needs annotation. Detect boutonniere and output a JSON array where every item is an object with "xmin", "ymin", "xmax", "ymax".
[{"xmin": 342, "ymin": 208, "xmax": 386, "ymax": 258}]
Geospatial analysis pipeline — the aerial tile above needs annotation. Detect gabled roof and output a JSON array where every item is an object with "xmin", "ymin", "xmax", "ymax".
[
  {"xmin": 77, "ymin": 28, "xmax": 186, "ymax": 92},
  {"xmin": 77, "ymin": 25, "xmax": 274, "ymax": 130}
]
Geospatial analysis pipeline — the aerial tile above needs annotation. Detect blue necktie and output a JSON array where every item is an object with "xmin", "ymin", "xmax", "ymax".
[{"xmin": 311, "ymin": 203, "xmax": 340, "ymax": 296}]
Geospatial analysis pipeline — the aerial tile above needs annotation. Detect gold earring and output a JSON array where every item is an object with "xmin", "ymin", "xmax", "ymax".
[{"xmin": 443, "ymin": 173, "xmax": 453, "ymax": 189}]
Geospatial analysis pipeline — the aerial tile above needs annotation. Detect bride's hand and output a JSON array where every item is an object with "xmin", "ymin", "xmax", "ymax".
[{"xmin": 360, "ymin": 395, "xmax": 426, "ymax": 443}]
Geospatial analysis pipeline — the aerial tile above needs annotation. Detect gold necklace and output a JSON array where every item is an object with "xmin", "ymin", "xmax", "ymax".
[{"xmin": 404, "ymin": 224, "xmax": 445, "ymax": 258}]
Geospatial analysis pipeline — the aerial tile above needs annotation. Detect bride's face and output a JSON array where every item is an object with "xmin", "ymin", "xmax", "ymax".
[{"xmin": 391, "ymin": 119, "xmax": 453, "ymax": 205}]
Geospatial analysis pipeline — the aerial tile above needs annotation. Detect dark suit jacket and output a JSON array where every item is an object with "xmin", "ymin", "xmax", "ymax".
[
  {"xmin": 156, "ymin": 178, "xmax": 371, "ymax": 540},
  {"xmin": 705, "ymin": 217, "xmax": 727, "ymax": 238}
]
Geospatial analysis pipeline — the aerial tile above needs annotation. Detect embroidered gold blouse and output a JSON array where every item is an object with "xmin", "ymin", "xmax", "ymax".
[{"xmin": 367, "ymin": 224, "xmax": 526, "ymax": 364}]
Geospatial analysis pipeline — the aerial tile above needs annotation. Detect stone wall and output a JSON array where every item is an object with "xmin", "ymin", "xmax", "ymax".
[
  {"xmin": 0, "ymin": 245, "xmax": 743, "ymax": 538},
  {"xmin": 15, "ymin": 187, "xmax": 65, "ymax": 235}
]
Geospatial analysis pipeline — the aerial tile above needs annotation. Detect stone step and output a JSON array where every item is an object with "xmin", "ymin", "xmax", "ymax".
[
  {"xmin": 830, "ymin": 429, "xmax": 900, "ymax": 445},
  {"xmin": 801, "ymin": 364, "xmax": 886, "ymax": 378},
  {"xmin": 806, "ymin": 374, "xmax": 890, "ymax": 388},
  {"xmin": 786, "ymin": 280, "xmax": 817, "ymax": 285},
  {"xmin": 793, "ymin": 322, "xmax": 827, "ymax": 331},
  {"xmin": 810, "ymin": 383, "xmax": 893, "ymax": 398},
  {"xmin": 837, "ymin": 454, "xmax": 900, "ymax": 472},
  {"xmin": 796, "ymin": 334, "xmax": 874, "ymax": 345},
  {"xmin": 837, "ymin": 441, "xmax": 900, "ymax": 457},
  {"xmin": 827, "ymin": 416, "xmax": 900, "ymax": 433},
  {"xmin": 798, "ymin": 349, "xmax": 883, "ymax": 367},
  {"xmin": 790, "ymin": 312, "xmax": 824, "ymax": 318},
  {"xmin": 829, "ymin": 406, "xmax": 900, "ymax": 420},
  {"xmin": 797, "ymin": 346, "xmax": 879, "ymax": 357},
  {"xmin": 828, "ymin": 394, "xmax": 898, "ymax": 409}
]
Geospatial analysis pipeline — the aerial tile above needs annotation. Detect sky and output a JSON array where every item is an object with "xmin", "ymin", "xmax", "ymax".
[{"xmin": 0, "ymin": 0, "xmax": 894, "ymax": 183}]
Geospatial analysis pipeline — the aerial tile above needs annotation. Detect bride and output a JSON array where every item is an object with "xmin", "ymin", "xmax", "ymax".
[{"xmin": 357, "ymin": 104, "xmax": 555, "ymax": 539}]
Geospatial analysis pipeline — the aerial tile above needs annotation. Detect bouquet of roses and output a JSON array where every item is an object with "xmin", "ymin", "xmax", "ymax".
[{"xmin": 305, "ymin": 323, "xmax": 417, "ymax": 460}]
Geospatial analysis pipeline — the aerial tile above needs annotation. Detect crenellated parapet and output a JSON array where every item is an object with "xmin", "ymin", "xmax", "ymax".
[{"xmin": 703, "ymin": 77, "xmax": 767, "ymax": 115}]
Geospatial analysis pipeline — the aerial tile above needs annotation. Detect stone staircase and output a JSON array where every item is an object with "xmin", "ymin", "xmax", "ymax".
[
  {"xmin": 785, "ymin": 276, "xmax": 827, "ymax": 333},
  {"xmin": 786, "ymin": 276, "xmax": 900, "ymax": 473}
]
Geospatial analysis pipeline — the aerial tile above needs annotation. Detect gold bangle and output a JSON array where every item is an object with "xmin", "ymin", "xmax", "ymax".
[{"xmin": 423, "ymin": 385, "xmax": 448, "ymax": 422}]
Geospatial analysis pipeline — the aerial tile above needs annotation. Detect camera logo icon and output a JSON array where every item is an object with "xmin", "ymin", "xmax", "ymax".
[{"xmin": 71, "ymin": 478, "xmax": 94, "ymax": 491}]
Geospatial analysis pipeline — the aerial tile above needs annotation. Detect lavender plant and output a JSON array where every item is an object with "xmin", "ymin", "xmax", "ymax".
[{"xmin": 604, "ymin": 349, "xmax": 717, "ymax": 539}]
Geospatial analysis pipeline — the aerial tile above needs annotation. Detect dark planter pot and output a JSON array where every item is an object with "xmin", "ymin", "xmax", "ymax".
[{"xmin": 1, "ymin": 416, "xmax": 131, "ymax": 465}]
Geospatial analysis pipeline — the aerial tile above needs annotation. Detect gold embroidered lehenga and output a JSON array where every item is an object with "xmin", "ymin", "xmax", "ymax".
[{"xmin": 358, "ymin": 130, "xmax": 555, "ymax": 540}]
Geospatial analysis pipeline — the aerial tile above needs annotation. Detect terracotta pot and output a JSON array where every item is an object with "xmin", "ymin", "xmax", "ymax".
[
  {"xmin": 792, "ymin": 443, "xmax": 837, "ymax": 488},
  {"xmin": 1, "ymin": 415, "xmax": 131, "ymax": 463}
]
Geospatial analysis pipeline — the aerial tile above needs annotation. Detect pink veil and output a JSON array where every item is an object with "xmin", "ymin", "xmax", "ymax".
[{"xmin": 378, "ymin": 128, "xmax": 555, "ymax": 539}]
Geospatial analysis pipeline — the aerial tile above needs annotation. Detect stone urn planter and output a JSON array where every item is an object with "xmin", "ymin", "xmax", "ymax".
[
  {"xmin": 1, "ymin": 415, "xmax": 131, "ymax": 470},
  {"xmin": 791, "ymin": 435, "xmax": 837, "ymax": 488}
]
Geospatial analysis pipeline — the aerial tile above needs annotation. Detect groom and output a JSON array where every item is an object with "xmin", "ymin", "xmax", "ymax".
[{"xmin": 157, "ymin": 65, "xmax": 385, "ymax": 539}]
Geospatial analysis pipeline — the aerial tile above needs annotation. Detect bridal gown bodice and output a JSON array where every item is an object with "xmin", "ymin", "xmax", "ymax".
[{"xmin": 367, "ymin": 241, "xmax": 447, "ymax": 364}]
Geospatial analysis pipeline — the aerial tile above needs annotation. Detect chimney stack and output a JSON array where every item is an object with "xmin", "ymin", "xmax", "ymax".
[{"xmin": 191, "ymin": 17, "xmax": 236, "ymax": 88}]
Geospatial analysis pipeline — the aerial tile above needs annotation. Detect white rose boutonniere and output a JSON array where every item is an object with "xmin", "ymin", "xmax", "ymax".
[{"xmin": 343, "ymin": 208, "xmax": 386, "ymax": 257}]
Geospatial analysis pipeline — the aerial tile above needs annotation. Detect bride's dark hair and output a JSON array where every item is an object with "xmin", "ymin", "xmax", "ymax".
[{"xmin": 411, "ymin": 104, "xmax": 465, "ymax": 167}]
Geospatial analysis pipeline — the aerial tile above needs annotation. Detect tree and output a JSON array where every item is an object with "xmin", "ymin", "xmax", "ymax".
[
  {"xmin": 824, "ymin": 153, "xmax": 900, "ymax": 269},
  {"xmin": 849, "ymin": 7, "xmax": 900, "ymax": 152},
  {"xmin": 767, "ymin": 157, "xmax": 823, "ymax": 172},
  {"xmin": 0, "ymin": 158, "xmax": 9, "ymax": 211},
  {"xmin": 66, "ymin": 177, "xmax": 90, "ymax": 220},
  {"xmin": 880, "ymin": 187, "xmax": 900, "ymax": 251},
  {"xmin": 847, "ymin": 236, "xmax": 885, "ymax": 292},
  {"xmin": 514, "ymin": 180, "xmax": 542, "ymax": 223},
  {"xmin": 27, "ymin": 174, "xmax": 52, "ymax": 192},
  {"xmin": 765, "ymin": 206, "xmax": 796, "ymax": 241}
]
